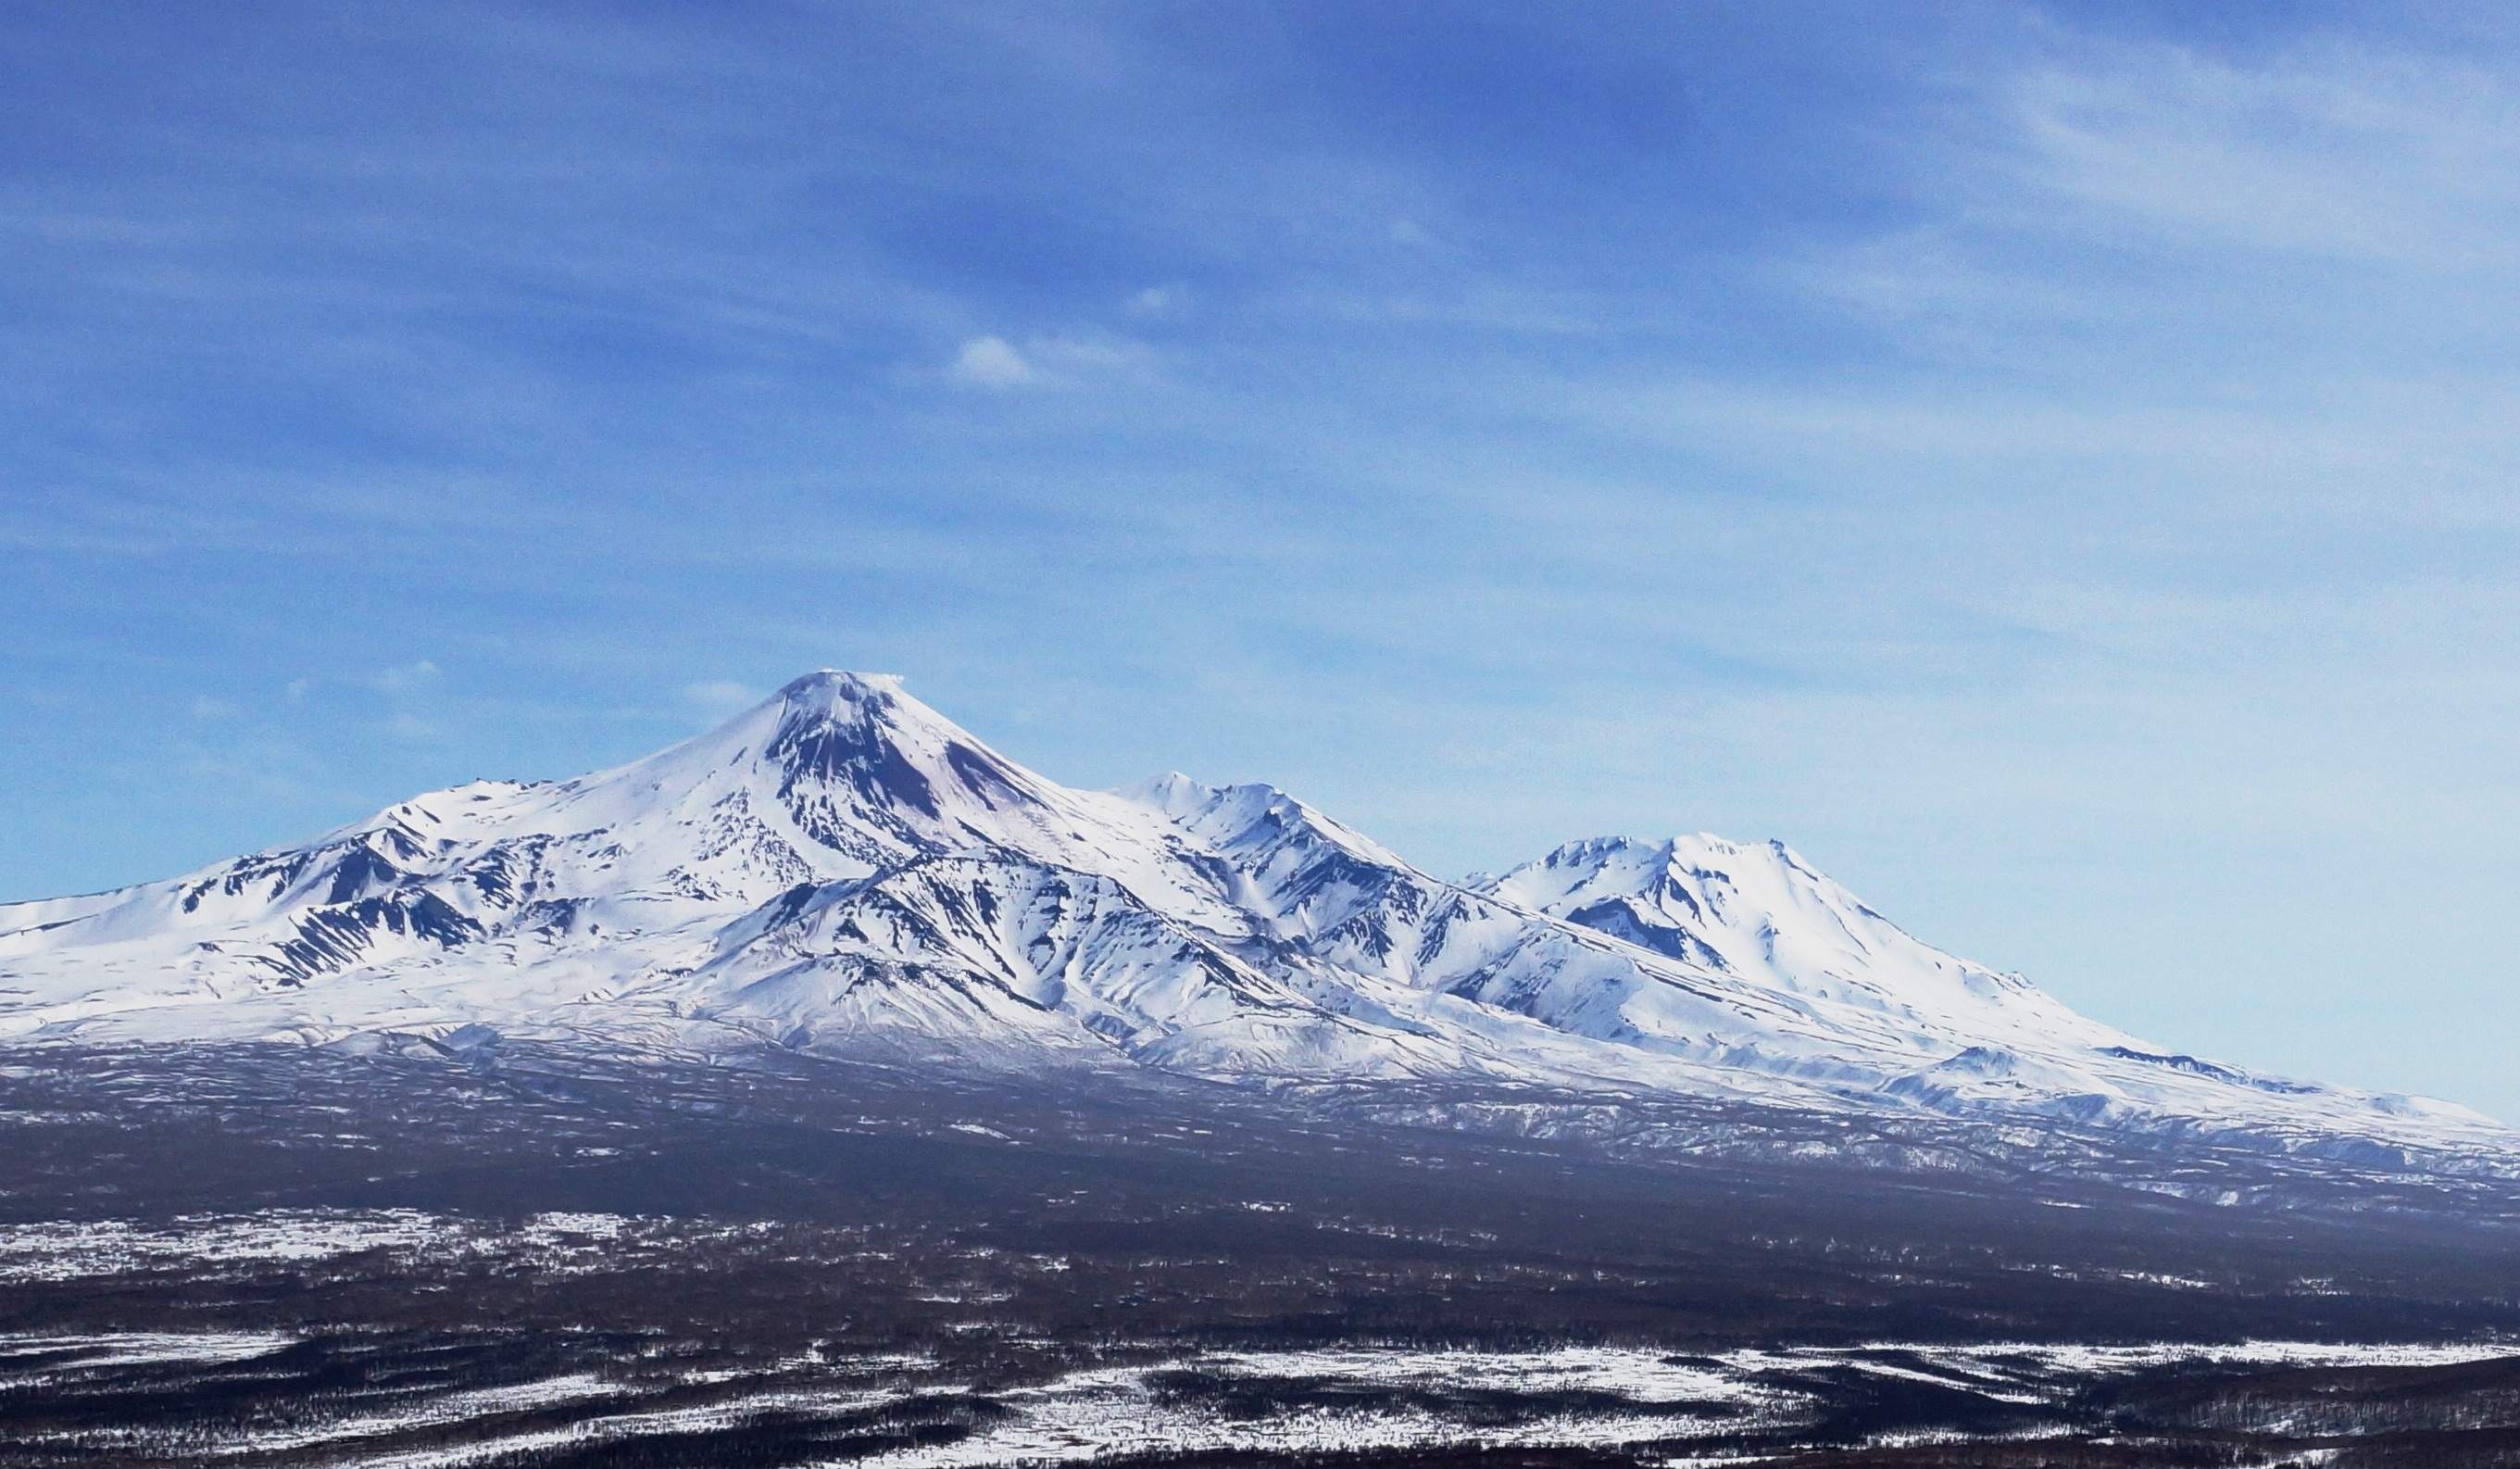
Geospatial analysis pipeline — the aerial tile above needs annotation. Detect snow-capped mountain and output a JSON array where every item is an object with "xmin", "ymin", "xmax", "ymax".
[{"xmin": 1, "ymin": 670, "xmax": 2506, "ymax": 1174}]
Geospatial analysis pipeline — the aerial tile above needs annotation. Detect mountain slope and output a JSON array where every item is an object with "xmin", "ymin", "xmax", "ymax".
[
  {"xmin": 1475, "ymin": 835, "xmax": 2501, "ymax": 1147},
  {"xmin": 0, "ymin": 669, "xmax": 2506, "ymax": 1177}
]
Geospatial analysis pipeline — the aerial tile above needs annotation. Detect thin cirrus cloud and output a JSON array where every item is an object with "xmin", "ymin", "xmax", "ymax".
[
  {"xmin": 680, "ymin": 680, "xmax": 761, "ymax": 718},
  {"xmin": 944, "ymin": 332, "xmax": 1159, "ymax": 389},
  {"xmin": 947, "ymin": 335, "xmax": 1037, "ymax": 388},
  {"xmin": 1125, "ymin": 283, "xmax": 1189, "ymax": 318},
  {"xmin": 2002, "ymin": 43, "xmax": 2520, "ymax": 269}
]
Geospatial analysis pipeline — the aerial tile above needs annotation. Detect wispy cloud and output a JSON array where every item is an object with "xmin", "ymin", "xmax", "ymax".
[
  {"xmin": 1125, "ymin": 283, "xmax": 1188, "ymax": 318},
  {"xmin": 369, "ymin": 659, "xmax": 441, "ymax": 694},
  {"xmin": 942, "ymin": 331, "xmax": 1158, "ymax": 390},
  {"xmin": 679, "ymin": 679, "xmax": 759, "ymax": 717},
  {"xmin": 947, "ymin": 335, "xmax": 1037, "ymax": 388},
  {"xmin": 2003, "ymin": 40, "xmax": 2520, "ymax": 269}
]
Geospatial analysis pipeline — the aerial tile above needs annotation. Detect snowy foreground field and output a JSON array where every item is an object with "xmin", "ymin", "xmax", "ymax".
[
  {"xmin": 4, "ymin": 1045, "xmax": 2518, "ymax": 1467},
  {"xmin": 9, "ymin": 1308, "xmax": 2518, "ymax": 1469}
]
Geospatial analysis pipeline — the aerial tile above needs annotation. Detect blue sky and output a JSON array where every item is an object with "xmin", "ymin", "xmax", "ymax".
[{"xmin": 6, "ymin": 3, "xmax": 2517, "ymax": 1116}]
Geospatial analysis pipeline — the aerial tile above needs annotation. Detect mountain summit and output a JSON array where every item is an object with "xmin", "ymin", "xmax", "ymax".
[{"xmin": 0, "ymin": 670, "xmax": 2505, "ymax": 1182}]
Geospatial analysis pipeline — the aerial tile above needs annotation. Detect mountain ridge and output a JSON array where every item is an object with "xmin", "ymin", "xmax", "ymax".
[{"xmin": 1, "ymin": 668, "xmax": 2506, "ymax": 1183}]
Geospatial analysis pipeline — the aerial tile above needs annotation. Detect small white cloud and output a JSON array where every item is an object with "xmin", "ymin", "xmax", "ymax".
[
  {"xmin": 681, "ymin": 679, "xmax": 759, "ymax": 717},
  {"xmin": 364, "ymin": 659, "xmax": 444, "ymax": 741},
  {"xmin": 947, "ymin": 334, "xmax": 1038, "ymax": 388},
  {"xmin": 370, "ymin": 659, "xmax": 441, "ymax": 693},
  {"xmin": 282, "ymin": 677, "xmax": 314, "ymax": 702},
  {"xmin": 1126, "ymin": 283, "xmax": 1188, "ymax": 318},
  {"xmin": 1389, "ymin": 217, "xmax": 1432, "ymax": 248},
  {"xmin": 941, "ymin": 332, "xmax": 1159, "ymax": 391},
  {"xmin": 189, "ymin": 694, "xmax": 240, "ymax": 721}
]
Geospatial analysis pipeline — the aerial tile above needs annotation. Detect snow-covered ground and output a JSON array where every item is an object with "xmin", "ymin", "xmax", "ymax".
[
  {"xmin": 0, "ymin": 1210, "xmax": 641, "ymax": 1284},
  {"xmin": 9, "ymin": 1327, "xmax": 2513, "ymax": 1467},
  {"xmin": 848, "ymin": 1339, "xmax": 2520, "ymax": 1469}
]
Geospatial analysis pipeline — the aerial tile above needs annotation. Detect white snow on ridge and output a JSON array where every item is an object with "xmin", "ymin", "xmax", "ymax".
[{"xmin": 0, "ymin": 669, "xmax": 2510, "ymax": 1171}]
